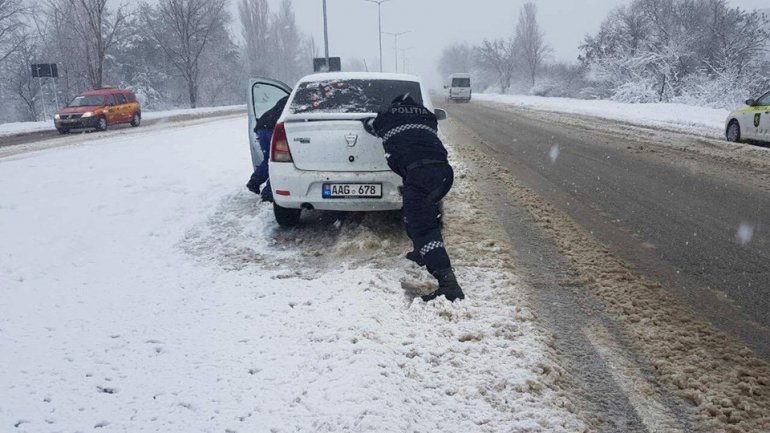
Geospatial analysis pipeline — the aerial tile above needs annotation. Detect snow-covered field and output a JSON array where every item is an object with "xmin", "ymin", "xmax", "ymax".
[
  {"xmin": 0, "ymin": 105, "xmax": 246, "ymax": 138},
  {"xmin": 0, "ymin": 117, "xmax": 582, "ymax": 432},
  {"xmin": 475, "ymin": 93, "xmax": 731, "ymax": 138}
]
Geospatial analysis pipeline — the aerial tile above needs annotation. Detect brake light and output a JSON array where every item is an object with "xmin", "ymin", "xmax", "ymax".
[{"xmin": 271, "ymin": 122, "xmax": 293, "ymax": 163}]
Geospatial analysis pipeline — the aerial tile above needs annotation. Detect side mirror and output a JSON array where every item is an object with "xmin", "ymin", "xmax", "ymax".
[
  {"xmin": 435, "ymin": 108, "xmax": 448, "ymax": 121},
  {"xmin": 443, "ymin": 85, "xmax": 448, "ymax": 89},
  {"xmin": 746, "ymin": 99, "xmax": 756, "ymax": 106}
]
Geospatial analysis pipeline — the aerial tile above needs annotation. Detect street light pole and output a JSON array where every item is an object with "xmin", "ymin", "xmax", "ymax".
[
  {"xmin": 383, "ymin": 31, "xmax": 410, "ymax": 73},
  {"xmin": 323, "ymin": 0, "xmax": 330, "ymax": 68},
  {"xmin": 364, "ymin": 0, "xmax": 390, "ymax": 73}
]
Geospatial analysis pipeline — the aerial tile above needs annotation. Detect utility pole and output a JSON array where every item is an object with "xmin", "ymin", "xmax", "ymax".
[
  {"xmin": 364, "ymin": 0, "xmax": 390, "ymax": 72},
  {"xmin": 323, "ymin": 0, "xmax": 330, "ymax": 68},
  {"xmin": 383, "ymin": 31, "xmax": 410, "ymax": 73}
]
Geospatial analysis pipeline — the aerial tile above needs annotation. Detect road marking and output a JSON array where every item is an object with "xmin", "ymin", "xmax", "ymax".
[{"xmin": 583, "ymin": 321, "xmax": 685, "ymax": 433}]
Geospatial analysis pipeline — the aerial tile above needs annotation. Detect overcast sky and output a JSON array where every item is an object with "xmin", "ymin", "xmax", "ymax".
[{"xmin": 238, "ymin": 0, "xmax": 770, "ymax": 87}]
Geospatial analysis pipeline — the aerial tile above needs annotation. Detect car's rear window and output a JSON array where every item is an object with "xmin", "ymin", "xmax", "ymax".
[
  {"xmin": 452, "ymin": 78, "xmax": 471, "ymax": 87},
  {"xmin": 68, "ymin": 95, "xmax": 105, "ymax": 107},
  {"xmin": 290, "ymin": 79, "xmax": 423, "ymax": 114}
]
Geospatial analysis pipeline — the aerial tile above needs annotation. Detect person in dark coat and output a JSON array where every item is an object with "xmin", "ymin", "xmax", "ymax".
[
  {"xmin": 247, "ymin": 96, "xmax": 289, "ymax": 202},
  {"xmin": 365, "ymin": 94, "xmax": 465, "ymax": 302}
]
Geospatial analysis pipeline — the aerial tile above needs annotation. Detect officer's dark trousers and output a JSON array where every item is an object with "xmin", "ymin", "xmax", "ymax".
[{"xmin": 403, "ymin": 164, "xmax": 454, "ymax": 275}]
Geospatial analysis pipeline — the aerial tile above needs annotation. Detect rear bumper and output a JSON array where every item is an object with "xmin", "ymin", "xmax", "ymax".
[{"xmin": 269, "ymin": 163, "xmax": 403, "ymax": 211}]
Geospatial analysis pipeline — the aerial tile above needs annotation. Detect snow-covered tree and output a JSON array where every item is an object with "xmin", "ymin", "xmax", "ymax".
[
  {"xmin": 474, "ymin": 38, "xmax": 516, "ymax": 93},
  {"xmin": 580, "ymin": 0, "xmax": 770, "ymax": 105},
  {"xmin": 142, "ymin": 0, "xmax": 228, "ymax": 108},
  {"xmin": 269, "ymin": 0, "xmax": 302, "ymax": 84},
  {"xmin": 437, "ymin": 43, "xmax": 474, "ymax": 81},
  {"xmin": 239, "ymin": 0, "xmax": 270, "ymax": 77},
  {"xmin": 0, "ymin": 0, "xmax": 25, "ymax": 65},
  {"xmin": 47, "ymin": 0, "xmax": 126, "ymax": 89},
  {"xmin": 3, "ymin": 29, "xmax": 41, "ymax": 120}
]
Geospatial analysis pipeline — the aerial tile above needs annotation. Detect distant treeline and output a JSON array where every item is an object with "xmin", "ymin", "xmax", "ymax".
[{"xmin": 439, "ymin": 0, "xmax": 770, "ymax": 108}]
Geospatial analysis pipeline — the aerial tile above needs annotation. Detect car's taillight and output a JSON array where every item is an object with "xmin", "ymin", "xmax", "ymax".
[{"xmin": 271, "ymin": 122, "xmax": 293, "ymax": 163}]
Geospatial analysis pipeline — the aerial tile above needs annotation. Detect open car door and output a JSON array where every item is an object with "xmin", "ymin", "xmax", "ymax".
[{"xmin": 248, "ymin": 78, "xmax": 293, "ymax": 171}]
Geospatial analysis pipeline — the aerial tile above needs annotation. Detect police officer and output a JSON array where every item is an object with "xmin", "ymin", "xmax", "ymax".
[
  {"xmin": 365, "ymin": 94, "xmax": 465, "ymax": 302},
  {"xmin": 247, "ymin": 96, "xmax": 289, "ymax": 202}
]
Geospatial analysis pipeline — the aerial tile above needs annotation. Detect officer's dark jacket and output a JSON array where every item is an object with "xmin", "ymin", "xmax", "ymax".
[
  {"xmin": 370, "ymin": 95, "xmax": 448, "ymax": 177},
  {"xmin": 255, "ymin": 96, "xmax": 289, "ymax": 132}
]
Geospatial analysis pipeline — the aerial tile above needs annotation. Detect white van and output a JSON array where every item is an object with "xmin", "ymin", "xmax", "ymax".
[{"xmin": 447, "ymin": 73, "xmax": 472, "ymax": 103}]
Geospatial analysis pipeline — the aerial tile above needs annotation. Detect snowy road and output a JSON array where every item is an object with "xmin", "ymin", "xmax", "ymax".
[
  {"xmin": 444, "ymin": 102, "xmax": 770, "ymax": 432},
  {"xmin": 449, "ymin": 101, "xmax": 770, "ymax": 357},
  {"xmin": 0, "ymin": 116, "xmax": 584, "ymax": 432}
]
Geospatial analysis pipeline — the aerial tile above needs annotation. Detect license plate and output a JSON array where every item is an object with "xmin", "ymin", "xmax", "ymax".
[{"xmin": 323, "ymin": 183, "xmax": 382, "ymax": 198}]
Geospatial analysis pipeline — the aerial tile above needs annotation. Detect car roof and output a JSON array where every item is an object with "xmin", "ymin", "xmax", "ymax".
[
  {"xmin": 81, "ymin": 88, "xmax": 132, "ymax": 96},
  {"xmin": 450, "ymin": 73, "xmax": 471, "ymax": 78},
  {"xmin": 298, "ymin": 72, "xmax": 422, "ymax": 83}
]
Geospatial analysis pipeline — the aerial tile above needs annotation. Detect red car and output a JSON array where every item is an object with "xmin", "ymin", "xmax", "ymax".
[{"xmin": 54, "ymin": 88, "xmax": 141, "ymax": 134}]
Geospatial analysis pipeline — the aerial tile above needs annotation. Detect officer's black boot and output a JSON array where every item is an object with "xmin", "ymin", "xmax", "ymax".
[
  {"xmin": 406, "ymin": 250, "xmax": 425, "ymax": 267},
  {"xmin": 422, "ymin": 268, "xmax": 465, "ymax": 302}
]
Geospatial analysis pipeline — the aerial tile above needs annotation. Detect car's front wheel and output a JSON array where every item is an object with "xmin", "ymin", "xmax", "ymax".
[
  {"xmin": 57, "ymin": 128, "xmax": 69, "ymax": 135},
  {"xmin": 131, "ymin": 112, "xmax": 141, "ymax": 127},
  {"xmin": 96, "ymin": 117, "xmax": 108, "ymax": 132},
  {"xmin": 726, "ymin": 120, "xmax": 741, "ymax": 142},
  {"xmin": 273, "ymin": 203, "xmax": 301, "ymax": 227}
]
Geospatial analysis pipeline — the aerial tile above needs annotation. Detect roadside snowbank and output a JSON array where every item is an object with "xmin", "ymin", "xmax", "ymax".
[
  {"xmin": 0, "ymin": 104, "xmax": 246, "ymax": 138},
  {"xmin": 0, "ymin": 117, "xmax": 583, "ymax": 432},
  {"xmin": 475, "ymin": 93, "xmax": 730, "ymax": 138}
]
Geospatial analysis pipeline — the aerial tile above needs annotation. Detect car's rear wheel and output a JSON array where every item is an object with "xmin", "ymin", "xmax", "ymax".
[
  {"xmin": 726, "ymin": 120, "xmax": 741, "ymax": 142},
  {"xmin": 273, "ymin": 203, "xmax": 301, "ymax": 227},
  {"xmin": 57, "ymin": 128, "xmax": 69, "ymax": 135},
  {"xmin": 96, "ymin": 117, "xmax": 108, "ymax": 132},
  {"xmin": 131, "ymin": 112, "xmax": 141, "ymax": 127}
]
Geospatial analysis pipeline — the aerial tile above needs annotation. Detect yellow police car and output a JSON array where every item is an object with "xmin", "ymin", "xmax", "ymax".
[{"xmin": 725, "ymin": 91, "xmax": 770, "ymax": 143}]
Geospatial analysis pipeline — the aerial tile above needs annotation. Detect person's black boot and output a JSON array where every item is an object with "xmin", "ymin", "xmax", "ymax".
[
  {"xmin": 406, "ymin": 250, "xmax": 425, "ymax": 267},
  {"xmin": 422, "ymin": 268, "xmax": 465, "ymax": 302}
]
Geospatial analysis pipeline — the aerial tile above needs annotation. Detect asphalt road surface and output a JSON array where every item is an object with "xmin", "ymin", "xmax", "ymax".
[{"xmin": 447, "ymin": 101, "xmax": 770, "ymax": 360}]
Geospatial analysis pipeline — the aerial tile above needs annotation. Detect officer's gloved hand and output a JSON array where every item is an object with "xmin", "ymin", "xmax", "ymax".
[{"xmin": 362, "ymin": 117, "xmax": 378, "ymax": 137}]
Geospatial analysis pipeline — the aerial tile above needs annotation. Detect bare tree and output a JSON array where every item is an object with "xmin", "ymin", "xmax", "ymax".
[
  {"xmin": 143, "ymin": 0, "xmax": 228, "ymax": 108},
  {"xmin": 0, "ymin": 0, "xmax": 25, "ymax": 64},
  {"xmin": 239, "ymin": 0, "xmax": 270, "ymax": 76},
  {"xmin": 303, "ymin": 35, "xmax": 318, "ymax": 62},
  {"xmin": 474, "ymin": 38, "xmax": 516, "ymax": 93},
  {"xmin": 48, "ymin": 0, "xmax": 126, "ymax": 89},
  {"xmin": 270, "ymin": 0, "xmax": 302, "ymax": 83},
  {"xmin": 438, "ymin": 43, "xmax": 473, "ymax": 80},
  {"xmin": 5, "ymin": 29, "xmax": 41, "ymax": 120},
  {"xmin": 514, "ymin": 2, "xmax": 550, "ymax": 87}
]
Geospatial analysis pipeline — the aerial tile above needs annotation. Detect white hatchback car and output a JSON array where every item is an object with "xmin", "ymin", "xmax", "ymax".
[
  {"xmin": 725, "ymin": 90, "xmax": 770, "ymax": 143},
  {"xmin": 248, "ymin": 73, "xmax": 447, "ymax": 227}
]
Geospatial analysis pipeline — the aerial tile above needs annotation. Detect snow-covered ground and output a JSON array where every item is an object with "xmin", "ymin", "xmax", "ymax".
[
  {"xmin": 0, "ymin": 117, "xmax": 583, "ymax": 432},
  {"xmin": 0, "ymin": 105, "xmax": 246, "ymax": 138},
  {"xmin": 475, "ymin": 93, "xmax": 731, "ymax": 139}
]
